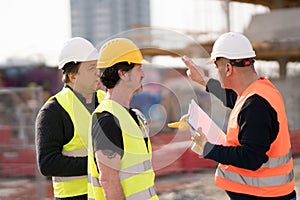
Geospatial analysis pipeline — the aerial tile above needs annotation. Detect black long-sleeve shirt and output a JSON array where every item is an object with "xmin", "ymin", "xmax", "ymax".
[
  {"xmin": 35, "ymin": 86, "xmax": 100, "ymax": 177},
  {"xmin": 203, "ymin": 79, "xmax": 296, "ymax": 200}
]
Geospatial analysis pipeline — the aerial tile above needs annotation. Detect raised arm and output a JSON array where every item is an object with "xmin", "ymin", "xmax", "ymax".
[
  {"xmin": 182, "ymin": 56, "xmax": 237, "ymax": 108},
  {"xmin": 182, "ymin": 56, "xmax": 209, "ymax": 87}
]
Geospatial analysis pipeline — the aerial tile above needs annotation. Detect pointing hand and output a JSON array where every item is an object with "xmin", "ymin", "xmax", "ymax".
[{"xmin": 182, "ymin": 56, "xmax": 208, "ymax": 86}]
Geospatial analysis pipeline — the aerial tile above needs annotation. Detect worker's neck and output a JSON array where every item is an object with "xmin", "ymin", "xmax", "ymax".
[
  {"xmin": 233, "ymin": 70, "xmax": 259, "ymax": 96},
  {"xmin": 67, "ymin": 84, "xmax": 94, "ymax": 104},
  {"xmin": 105, "ymin": 86, "xmax": 132, "ymax": 108}
]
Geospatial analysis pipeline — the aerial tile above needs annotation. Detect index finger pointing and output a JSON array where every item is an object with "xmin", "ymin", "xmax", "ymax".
[{"xmin": 182, "ymin": 56, "xmax": 197, "ymax": 70}]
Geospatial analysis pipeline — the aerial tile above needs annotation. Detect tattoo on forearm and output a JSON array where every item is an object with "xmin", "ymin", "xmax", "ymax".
[{"xmin": 101, "ymin": 150, "xmax": 117, "ymax": 159}]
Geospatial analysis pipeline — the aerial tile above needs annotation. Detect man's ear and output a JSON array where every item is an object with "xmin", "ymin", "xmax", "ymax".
[
  {"xmin": 69, "ymin": 73, "xmax": 77, "ymax": 82},
  {"xmin": 225, "ymin": 63, "xmax": 233, "ymax": 77},
  {"xmin": 118, "ymin": 69, "xmax": 127, "ymax": 80}
]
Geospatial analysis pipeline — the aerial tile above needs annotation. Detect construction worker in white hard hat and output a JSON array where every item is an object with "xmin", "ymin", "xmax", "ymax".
[
  {"xmin": 35, "ymin": 37, "xmax": 106, "ymax": 200},
  {"xmin": 180, "ymin": 32, "xmax": 296, "ymax": 200},
  {"xmin": 87, "ymin": 38, "xmax": 159, "ymax": 200}
]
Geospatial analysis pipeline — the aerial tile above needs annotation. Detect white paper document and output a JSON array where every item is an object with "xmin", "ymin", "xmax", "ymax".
[{"xmin": 188, "ymin": 99, "xmax": 226, "ymax": 145}]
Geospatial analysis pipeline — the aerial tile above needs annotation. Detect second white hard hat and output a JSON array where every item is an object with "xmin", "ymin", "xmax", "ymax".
[
  {"xmin": 208, "ymin": 32, "xmax": 256, "ymax": 64},
  {"xmin": 58, "ymin": 37, "xmax": 98, "ymax": 69}
]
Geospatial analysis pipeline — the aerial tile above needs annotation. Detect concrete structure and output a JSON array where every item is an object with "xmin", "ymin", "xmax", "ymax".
[
  {"xmin": 244, "ymin": 7, "xmax": 300, "ymax": 77},
  {"xmin": 70, "ymin": 0, "xmax": 150, "ymax": 46}
]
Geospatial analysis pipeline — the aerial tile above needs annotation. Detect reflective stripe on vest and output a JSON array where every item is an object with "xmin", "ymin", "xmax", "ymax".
[
  {"xmin": 87, "ymin": 173, "xmax": 156, "ymax": 200},
  {"xmin": 53, "ymin": 175, "xmax": 87, "ymax": 183},
  {"xmin": 215, "ymin": 77, "xmax": 294, "ymax": 197},
  {"xmin": 217, "ymin": 167, "xmax": 294, "ymax": 187},
  {"xmin": 119, "ymin": 159, "xmax": 152, "ymax": 181},
  {"xmin": 126, "ymin": 186, "xmax": 156, "ymax": 200},
  {"xmin": 62, "ymin": 147, "xmax": 87, "ymax": 157},
  {"xmin": 261, "ymin": 148, "xmax": 292, "ymax": 169},
  {"xmin": 88, "ymin": 173, "xmax": 101, "ymax": 187},
  {"xmin": 216, "ymin": 148, "xmax": 294, "ymax": 187},
  {"xmin": 88, "ymin": 174, "xmax": 156, "ymax": 200},
  {"xmin": 88, "ymin": 160, "xmax": 152, "ymax": 185}
]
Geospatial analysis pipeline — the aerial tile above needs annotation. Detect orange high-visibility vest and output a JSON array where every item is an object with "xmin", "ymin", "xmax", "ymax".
[{"xmin": 215, "ymin": 77, "xmax": 295, "ymax": 197}]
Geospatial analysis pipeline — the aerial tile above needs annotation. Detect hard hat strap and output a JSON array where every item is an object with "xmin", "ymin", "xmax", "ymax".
[{"xmin": 229, "ymin": 58, "xmax": 255, "ymax": 67}]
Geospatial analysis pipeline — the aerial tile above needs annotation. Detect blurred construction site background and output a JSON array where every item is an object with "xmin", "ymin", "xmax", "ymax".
[{"xmin": 0, "ymin": 0, "xmax": 300, "ymax": 199}]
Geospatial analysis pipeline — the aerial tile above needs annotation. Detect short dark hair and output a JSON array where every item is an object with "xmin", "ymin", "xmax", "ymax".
[
  {"xmin": 100, "ymin": 62, "xmax": 134, "ymax": 89},
  {"xmin": 61, "ymin": 62, "xmax": 81, "ymax": 83}
]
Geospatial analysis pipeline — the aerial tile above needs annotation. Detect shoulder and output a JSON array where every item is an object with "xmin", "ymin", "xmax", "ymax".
[
  {"xmin": 240, "ymin": 94, "xmax": 278, "ymax": 121},
  {"xmin": 244, "ymin": 94, "xmax": 275, "ymax": 112},
  {"xmin": 36, "ymin": 98, "xmax": 72, "ymax": 131},
  {"xmin": 40, "ymin": 98, "xmax": 60, "ymax": 112},
  {"xmin": 37, "ymin": 98, "xmax": 67, "ymax": 120},
  {"xmin": 93, "ymin": 111, "xmax": 120, "ymax": 127}
]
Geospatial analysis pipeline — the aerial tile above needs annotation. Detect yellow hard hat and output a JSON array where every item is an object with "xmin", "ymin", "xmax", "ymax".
[{"xmin": 97, "ymin": 38, "xmax": 149, "ymax": 69}]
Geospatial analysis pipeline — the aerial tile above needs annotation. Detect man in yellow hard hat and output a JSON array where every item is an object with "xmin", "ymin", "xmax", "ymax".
[
  {"xmin": 182, "ymin": 32, "xmax": 296, "ymax": 200},
  {"xmin": 35, "ymin": 37, "xmax": 106, "ymax": 199},
  {"xmin": 87, "ymin": 38, "xmax": 158, "ymax": 199}
]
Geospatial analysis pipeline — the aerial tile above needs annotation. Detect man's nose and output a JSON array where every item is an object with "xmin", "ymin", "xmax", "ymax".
[{"xmin": 141, "ymin": 69, "xmax": 145, "ymax": 78}]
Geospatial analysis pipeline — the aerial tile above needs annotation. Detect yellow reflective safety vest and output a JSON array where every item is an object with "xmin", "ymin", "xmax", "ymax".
[
  {"xmin": 88, "ymin": 99, "xmax": 158, "ymax": 200},
  {"xmin": 215, "ymin": 77, "xmax": 295, "ymax": 197},
  {"xmin": 48, "ymin": 87, "xmax": 106, "ymax": 198}
]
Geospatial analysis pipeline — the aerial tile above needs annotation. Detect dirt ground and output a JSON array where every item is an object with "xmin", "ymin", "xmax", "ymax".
[
  {"xmin": 0, "ymin": 157, "xmax": 299, "ymax": 200},
  {"xmin": 156, "ymin": 168, "xmax": 228, "ymax": 200}
]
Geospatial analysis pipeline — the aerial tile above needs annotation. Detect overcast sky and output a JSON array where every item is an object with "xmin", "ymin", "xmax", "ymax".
[
  {"xmin": 0, "ymin": 0, "xmax": 70, "ymax": 65},
  {"xmin": 0, "ymin": 0, "xmax": 268, "ymax": 66}
]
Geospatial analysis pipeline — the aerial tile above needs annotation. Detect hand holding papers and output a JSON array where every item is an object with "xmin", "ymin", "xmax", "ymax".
[
  {"xmin": 188, "ymin": 99, "xmax": 226, "ymax": 145},
  {"xmin": 190, "ymin": 128, "xmax": 207, "ymax": 155}
]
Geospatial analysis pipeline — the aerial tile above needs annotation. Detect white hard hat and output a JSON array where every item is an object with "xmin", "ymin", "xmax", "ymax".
[
  {"xmin": 58, "ymin": 37, "xmax": 98, "ymax": 69},
  {"xmin": 208, "ymin": 32, "xmax": 256, "ymax": 64}
]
